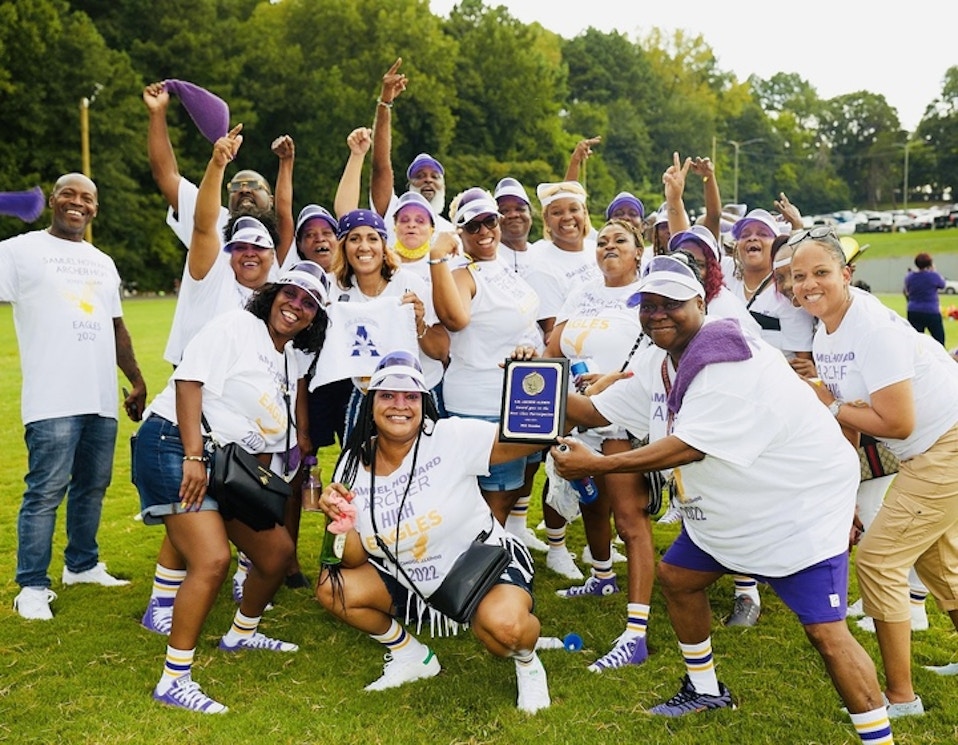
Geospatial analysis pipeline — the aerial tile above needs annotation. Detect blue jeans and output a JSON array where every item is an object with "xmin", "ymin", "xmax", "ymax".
[{"xmin": 16, "ymin": 415, "xmax": 118, "ymax": 588}]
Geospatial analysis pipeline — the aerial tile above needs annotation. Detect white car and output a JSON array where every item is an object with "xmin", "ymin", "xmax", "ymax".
[{"xmin": 943, "ymin": 280, "xmax": 958, "ymax": 295}]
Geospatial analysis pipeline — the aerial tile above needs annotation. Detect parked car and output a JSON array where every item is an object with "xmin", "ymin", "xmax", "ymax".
[{"xmin": 943, "ymin": 279, "xmax": 958, "ymax": 295}]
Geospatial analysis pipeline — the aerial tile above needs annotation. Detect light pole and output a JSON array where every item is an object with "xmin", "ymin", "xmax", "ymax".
[
  {"xmin": 79, "ymin": 83, "xmax": 103, "ymax": 243},
  {"xmin": 902, "ymin": 141, "xmax": 910, "ymax": 212},
  {"xmin": 727, "ymin": 138, "xmax": 763, "ymax": 205}
]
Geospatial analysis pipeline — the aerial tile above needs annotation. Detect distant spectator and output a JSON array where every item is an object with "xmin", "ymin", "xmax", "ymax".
[{"xmin": 903, "ymin": 252, "xmax": 946, "ymax": 345}]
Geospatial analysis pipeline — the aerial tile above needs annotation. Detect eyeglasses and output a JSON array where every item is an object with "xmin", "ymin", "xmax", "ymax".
[
  {"xmin": 786, "ymin": 226, "xmax": 840, "ymax": 247},
  {"xmin": 462, "ymin": 215, "xmax": 499, "ymax": 234},
  {"xmin": 228, "ymin": 178, "xmax": 268, "ymax": 193}
]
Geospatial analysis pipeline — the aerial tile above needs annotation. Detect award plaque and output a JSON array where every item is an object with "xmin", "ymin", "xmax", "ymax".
[{"xmin": 499, "ymin": 358, "xmax": 569, "ymax": 444}]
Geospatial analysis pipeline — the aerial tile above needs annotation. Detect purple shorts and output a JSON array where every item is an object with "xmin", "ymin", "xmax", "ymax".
[{"xmin": 662, "ymin": 528, "xmax": 850, "ymax": 625}]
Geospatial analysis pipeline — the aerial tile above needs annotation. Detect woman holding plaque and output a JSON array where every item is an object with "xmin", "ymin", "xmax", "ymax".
[
  {"xmin": 314, "ymin": 351, "xmax": 550, "ymax": 713},
  {"xmin": 428, "ymin": 188, "xmax": 543, "ymax": 526}
]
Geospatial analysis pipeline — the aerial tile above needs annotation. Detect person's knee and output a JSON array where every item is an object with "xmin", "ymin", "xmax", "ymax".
[
  {"xmin": 251, "ymin": 533, "xmax": 295, "ymax": 578},
  {"xmin": 656, "ymin": 561, "xmax": 683, "ymax": 593},
  {"xmin": 612, "ymin": 510, "xmax": 651, "ymax": 545},
  {"xmin": 192, "ymin": 548, "xmax": 231, "ymax": 585},
  {"xmin": 803, "ymin": 621, "xmax": 851, "ymax": 660}
]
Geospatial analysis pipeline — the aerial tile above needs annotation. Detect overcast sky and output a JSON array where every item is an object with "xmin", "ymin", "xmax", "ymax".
[{"xmin": 430, "ymin": 0, "xmax": 953, "ymax": 132}]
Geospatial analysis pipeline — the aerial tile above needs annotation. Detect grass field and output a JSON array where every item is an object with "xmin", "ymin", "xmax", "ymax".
[{"xmin": 1, "ymin": 236, "xmax": 957, "ymax": 743}]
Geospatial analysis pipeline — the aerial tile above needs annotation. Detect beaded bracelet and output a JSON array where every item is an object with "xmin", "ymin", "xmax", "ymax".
[{"xmin": 376, "ymin": 97, "xmax": 393, "ymax": 109}]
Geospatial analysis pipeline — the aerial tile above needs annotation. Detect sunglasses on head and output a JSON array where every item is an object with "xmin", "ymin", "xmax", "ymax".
[
  {"xmin": 462, "ymin": 215, "xmax": 499, "ymax": 234},
  {"xmin": 786, "ymin": 226, "xmax": 840, "ymax": 247},
  {"xmin": 228, "ymin": 179, "xmax": 268, "ymax": 193}
]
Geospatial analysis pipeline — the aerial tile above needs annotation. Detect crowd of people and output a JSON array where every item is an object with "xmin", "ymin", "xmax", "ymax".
[{"xmin": 4, "ymin": 60, "xmax": 958, "ymax": 741}]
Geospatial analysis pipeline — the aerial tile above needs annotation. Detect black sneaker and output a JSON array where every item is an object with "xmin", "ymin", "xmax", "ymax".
[{"xmin": 649, "ymin": 675, "xmax": 735, "ymax": 717}]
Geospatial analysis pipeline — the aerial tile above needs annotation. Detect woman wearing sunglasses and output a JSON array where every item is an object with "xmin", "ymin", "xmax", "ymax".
[
  {"xmin": 428, "ymin": 189, "xmax": 543, "ymax": 528},
  {"xmin": 791, "ymin": 227, "xmax": 958, "ymax": 719}
]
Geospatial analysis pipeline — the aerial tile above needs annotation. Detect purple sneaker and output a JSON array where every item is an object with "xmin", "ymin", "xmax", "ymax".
[
  {"xmin": 153, "ymin": 676, "xmax": 228, "ymax": 714},
  {"xmin": 588, "ymin": 634, "xmax": 648, "ymax": 672},
  {"xmin": 556, "ymin": 572, "xmax": 619, "ymax": 599},
  {"xmin": 219, "ymin": 632, "xmax": 298, "ymax": 653},
  {"xmin": 649, "ymin": 675, "xmax": 734, "ymax": 717},
  {"xmin": 141, "ymin": 597, "xmax": 173, "ymax": 636}
]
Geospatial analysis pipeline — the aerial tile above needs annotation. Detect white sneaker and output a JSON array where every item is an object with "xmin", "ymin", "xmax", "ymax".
[
  {"xmin": 546, "ymin": 548, "xmax": 583, "ymax": 580},
  {"xmin": 516, "ymin": 527, "xmax": 548, "ymax": 553},
  {"xmin": 856, "ymin": 605, "xmax": 929, "ymax": 633},
  {"xmin": 364, "ymin": 648, "xmax": 440, "ymax": 691},
  {"xmin": 657, "ymin": 502, "xmax": 683, "ymax": 524},
  {"xmin": 846, "ymin": 598, "xmax": 864, "ymax": 618},
  {"xmin": 516, "ymin": 655, "xmax": 550, "ymax": 713},
  {"xmin": 581, "ymin": 544, "xmax": 627, "ymax": 564},
  {"xmin": 14, "ymin": 587, "xmax": 57, "ymax": 620},
  {"xmin": 62, "ymin": 562, "xmax": 130, "ymax": 587}
]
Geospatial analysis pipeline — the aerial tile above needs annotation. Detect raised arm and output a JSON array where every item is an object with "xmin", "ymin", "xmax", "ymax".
[
  {"xmin": 564, "ymin": 136, "xmax": 601, "ymax": 182},
  {"xmin": 271, "ymin": 134, "xmax": 295, "ymax": 265},
  {"xmin": 333, "ymin": 127, "xmax": 372, "ymax": 217},
  {"xmin": 773, "ymin": 192, "xmax": 804, "ymax": 232},
  {"xmin": 189, "ymin": 124, "xmax": 243, "ymax": 280},
  {"xmin": 429, "ymin": 232, "xmax": 474, "ymax": 331},
  {"xmin": 663, "ymin": 151, "xmax": 693, "ymax": 235},
  {"xmin": 370, "ymin": 58, "xmax": 407, "ymax": 216},
  {"xmin": 690, "ymin": 157, "xmax": 721, "ymax": 239},
  {"xmin": 143, "ymin": 82, "xmax": 182, "ymax": 211}
]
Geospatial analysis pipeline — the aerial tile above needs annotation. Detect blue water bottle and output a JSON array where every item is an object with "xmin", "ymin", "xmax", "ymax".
[
  {"xmin": 557, "ymin": 443, "xmax": 598, "ymax": 504},
  {"xmin": 570, "ymin": 359, "xmax": 592, "ymax": 393}
]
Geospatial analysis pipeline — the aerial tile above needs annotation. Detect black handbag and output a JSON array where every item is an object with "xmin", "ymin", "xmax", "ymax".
[
  {"xmin": 201, "ymin": 353, "xmax": 294, "ymax": 531},
  {"xmin": 208, "ymin": 441, "xmax": 290, "ymax": 531},
  {"xmin": 368, "ymin": 438, "xmax": 510, "ymax": 624},
  {"xmin": 426, "ymin": 541, "xmax": 511, "ymax": 623}
]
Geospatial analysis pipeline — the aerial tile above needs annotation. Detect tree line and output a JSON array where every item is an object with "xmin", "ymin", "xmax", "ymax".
[{"xmin": 1, "ymin": 0, "xmax": 955, "ymax": 290}]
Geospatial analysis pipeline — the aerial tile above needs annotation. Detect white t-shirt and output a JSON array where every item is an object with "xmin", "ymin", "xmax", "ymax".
[
  {"xmin": 557, "ymin": 279, "xmax": 643, "ymax": 447},
  {"xmin": 163, "ymin": 178, "xmax": 279, "ymax": 365},
  {"xmin": 726, "ymin": 275, "xmax": 814, "ymax": 356},
  {"xmin": 813, "ymin": 293, "xmax": 958, "ymax": 460},
  {"xmin": 0, "ymin": 230, "xmax": 123, "ymax": 424},
  {"xmin": 707, "ymin": 286, "xmax": 764, "ymax": 337},
  {"xmin": 334, "ymin": 268, "xmax": 443, "ymax": 390},
  {"xmin": 146, "ymin": 309, "xmax": 298, "ymax": 454},
  {"xmin": 341, "ymin": 417, "xmax": 506, "ymax": 597},
  {"xmin": 498, "ymin": 243, "xmax": 539, "ymax": 279},
  {"xmin": 443, "ymin": 256, "xmax": 542, "ymax": 416},
  {"xmin": 524, "ymin": 239, "xmax": 600, "ymax": 321},
  {"xmin": 592, "ymin": 323, "xmax": 858, "ymax": 576}
]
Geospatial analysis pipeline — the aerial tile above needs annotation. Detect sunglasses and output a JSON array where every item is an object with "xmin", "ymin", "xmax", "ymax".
[
  {"xmin": 462, "ymin": 215, "xmax": 499, "ymax": 234},
  {"xmin": 228, "ymin": 179, "xmax": 268, "ymax": 193},
  {"xmin": 786, "ymin": 226, "xmax": 840, "ymax": 247}
]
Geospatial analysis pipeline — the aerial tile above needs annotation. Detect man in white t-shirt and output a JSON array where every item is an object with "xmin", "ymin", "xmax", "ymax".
[{"xmin": 1, "ymin": 174, "xmax": 147, "ymax": 621}]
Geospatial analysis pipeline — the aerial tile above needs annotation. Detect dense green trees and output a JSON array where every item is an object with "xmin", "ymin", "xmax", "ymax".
[{"xmin": 1, "ymin": 0, "xmax": 954, "ymax": 290}]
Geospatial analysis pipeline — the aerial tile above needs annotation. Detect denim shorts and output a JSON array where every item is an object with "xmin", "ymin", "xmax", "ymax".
[
  {"xmin": 132, "ymin": 415, "xmax": 218, "ymax": 525},
  {"xmin": 446, "ymin": 412, "xmax": 542, "ymax": 492},
  {"xmin": 662, "ymin": 527, "xmax": 850, "ymax": 625}
]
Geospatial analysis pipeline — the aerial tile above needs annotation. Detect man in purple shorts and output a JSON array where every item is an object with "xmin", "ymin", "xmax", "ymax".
[{"xmin": 552, "ymin": 257, "xmax": 893, "ymax": 744}]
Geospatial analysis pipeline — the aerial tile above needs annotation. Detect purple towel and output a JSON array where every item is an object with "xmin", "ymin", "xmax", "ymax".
[
  {"xmin": 0, "ymin": 186, "xmax": 45, "ymax": 222},
  {"xmin": 668, "ymin": 318, "xmax": 753, "ymax": 414},
  {"xmin": 163, "ymin": 79, "xmax": 230, "ymax": 143}
]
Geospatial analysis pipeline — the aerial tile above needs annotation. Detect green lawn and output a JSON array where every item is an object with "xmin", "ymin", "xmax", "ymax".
[{"xmin": 1, "ymin": 275, "xmax": 956, "ymax": 743}]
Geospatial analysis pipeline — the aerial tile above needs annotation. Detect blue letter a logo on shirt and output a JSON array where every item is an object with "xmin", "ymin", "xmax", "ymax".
[{"xmin": 350, "ymin": 324, "xmax": 381, "ymax": 358}]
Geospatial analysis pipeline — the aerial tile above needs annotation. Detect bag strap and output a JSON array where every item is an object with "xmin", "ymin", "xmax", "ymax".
[
  {"xmin": 744, "ymin": 273, "xmax": 774, "ymax": 310},
  {"xmin": 367, "ymin": 436, "xmax": 428, "ymax": 603}
]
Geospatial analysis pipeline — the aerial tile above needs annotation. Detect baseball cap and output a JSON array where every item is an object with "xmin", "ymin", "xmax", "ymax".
[
  {"xmin": 494, "ymin": 177, "xmax": 531, "ymax": 206},
  {"xmin": 223, "ymin": 217, "xmax": 274, "ymax": 252},
  {"xmin": 367, "ymin": 350, "xmax": 428, "ymax": 393},
  {"xmin": 406, "ymin": 153, "xmax": 444, "ymax": 181},
  {"xmin": 453, "ymin": 188, "xmax": 500, "ymax": 227},
  {"xmin": 731, "ymin": 208, "xmax": 784, "ymax": 240},
  {"xmin": 296, "ymin": 204, "xmax": 338, "ymax": 238},
  {"xmin": 277, "ymin": 261, "xmax": 330, "ymax": 307},
  {"xmin": 395, "ymin": 191, "xmax": 436, "ymax": 225},
  {"xmin": 635, "ymin": 254, "xmax": 706, "ymax": 301},
  {"xmin": 668, "ymin": 225, "xmax": 721, "ymax": 261},
  {"xmin": 605, "ymin": 191, "xmax": 645, "ymax": 221}
]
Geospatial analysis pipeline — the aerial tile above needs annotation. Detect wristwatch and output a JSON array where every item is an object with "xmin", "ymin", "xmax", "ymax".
[{"xmin": 828, "ymin": 399, "xmax": 843, "ymax": 418}]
